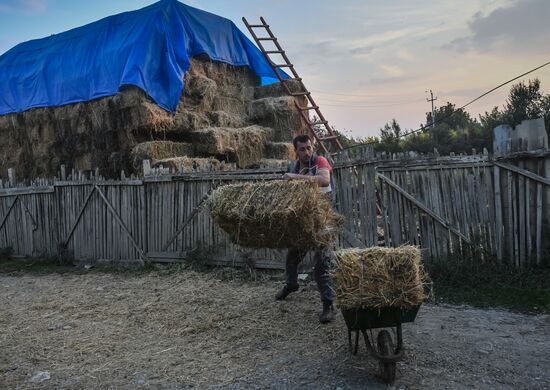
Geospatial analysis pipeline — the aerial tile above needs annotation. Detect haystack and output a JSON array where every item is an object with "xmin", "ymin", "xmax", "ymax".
[
  {"xmin": 205, "ymin": 180, "xmax": 342, "ymax": 249},
  {"xmin": 264, "ymin": 142, "xmax": 296, "ymax": 160},
  {"xmin": 248, "ymin": 96, "xmax": 307, "ymax": 142},
  {"xmin": 188, "ymin": 125, "xmax": 269, "ymax": 168},
  {"xmin": 131, "ymin": 141, "xmax": 195, "ymax": 168},
  {"xmin": 255, "ymin": 159, "xmax": 289, "ymax": 169},
  {"xmin": 152, "ymin": 156, "xmax": 232, "ymax": 172},
  {"xmin": 332, "ymin": 246, "xmax": 429, "ymax": 309}
]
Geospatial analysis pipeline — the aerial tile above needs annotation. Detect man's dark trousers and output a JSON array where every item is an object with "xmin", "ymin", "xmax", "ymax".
[{"xmin": 285, "ymin": 247, "xmax": 333, "ymax": 305}]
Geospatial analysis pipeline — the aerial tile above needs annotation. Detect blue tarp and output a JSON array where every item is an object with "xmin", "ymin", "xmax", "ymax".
[{"xmin": 0, "ymin": 0, "xmax": 286, "ymax": 115}]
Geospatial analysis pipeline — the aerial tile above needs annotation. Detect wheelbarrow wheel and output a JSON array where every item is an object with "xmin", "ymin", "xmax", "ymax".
[{"xmin": 377, "ymin": 330, "xmax": 396, "ymax": 384}]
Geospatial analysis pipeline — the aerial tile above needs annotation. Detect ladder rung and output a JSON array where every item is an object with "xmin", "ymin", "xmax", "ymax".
[
  {"xmin": 319, "ymin": 135, "xmax": 339, "ymax": 141},
  {"xmin": 248, "ymin": 24, "xmax": 268, "ymax": 28},
  {"xmin": 291, "ymin": 91, "xmax": 311, "ymax": 96},
  {"xmin": 274, "ymin": 64, "xmax": 293, "ymax": 68},
  {"xmin": 298, "ymin": 106, "xmax": 319, "ymax": 111},
  {"xmin": 265, "ymin": 50, "xmax": 284, "ymax": 54},
  {"xmin": 309, "ymin": 120, "xmax": 328, "ymax": 126},
  {"xmin": 257, "ymin": 37, "xmax": 277, "ymax": 41}
]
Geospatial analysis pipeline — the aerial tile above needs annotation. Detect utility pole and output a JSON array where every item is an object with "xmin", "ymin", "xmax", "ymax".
[{"xmin": 426, "ymin": 90, "xmax": 437, "ymax": 129}]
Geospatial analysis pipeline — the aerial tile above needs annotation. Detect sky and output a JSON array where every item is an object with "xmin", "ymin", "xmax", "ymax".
[{"xmin": 1, "ymin": 0, "xmax": 549, "ymax": 138}]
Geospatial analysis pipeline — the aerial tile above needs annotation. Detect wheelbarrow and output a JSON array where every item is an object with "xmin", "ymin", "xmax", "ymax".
[{"xmin": 341, "ymin": 305, "xmax": 420, "ymax": 384}]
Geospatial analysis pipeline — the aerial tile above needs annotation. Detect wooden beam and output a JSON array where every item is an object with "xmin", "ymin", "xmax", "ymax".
[
  {"xmin": 377, "ymin": 173, "xmax": 471, "ymax": 243},
  {"xmin": 496, "ymin": 161, "xmax": 550, "ymax": 186},
  {"xmin": 94, "ymin": 185, "xmax": 149, "ymax": 263},
  {"xmin": 62, "ymin": 187, "xmax": 96, "ymax": 247},
  {"xmin": 0, "ymin": 196, "xmax": 18, "ymax": 232}
]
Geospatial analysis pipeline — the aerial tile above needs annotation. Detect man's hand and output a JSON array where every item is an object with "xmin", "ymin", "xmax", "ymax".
[
  {"xmin": 283, "ymin": 172, "xmax": 298, "ymax": 181},
  {"xmin": 283, "ymin": 171, "xmax": 329, "ymax": 187}
]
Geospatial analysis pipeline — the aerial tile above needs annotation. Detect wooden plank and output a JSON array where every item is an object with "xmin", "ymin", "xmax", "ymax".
[
  {"xmin": 511, "ymin": 171, "xmax": 519, "ymax": 267},
  {"xmin": 493, "ymin": 166, "xmax": 503, "ymax": 261},
  {"xmin": 506, "ymin": 170, "xmax": 514, "ymax": 262},
  {"xmin": 518, "ymin": 161, "xmax": 526, "ymax": 266},
  {"xmin": 94, "ymin": 185, "xmax": 148, "ymax": 262},
  {"xmin": 377, "ymin": 173, "xmax": 471, "ymax": 243},
  {"xmin": 525, "ymin": 169, "xmax": 532, "ymax": 263},
  {"xmin": 496, "ymin": 161, "xmax": 550, "ymax": 186}
]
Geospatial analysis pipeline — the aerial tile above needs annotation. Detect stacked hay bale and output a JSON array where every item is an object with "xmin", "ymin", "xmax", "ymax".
[
  {"xmin": 332, "ymin": 246, "xmax": 429, "ymax": 309},
  {"xmin": 152, "ymin": 156, "xmax": 233, "ymax": 172},
  {"xmin": 205, "ymin": 181, "xmax": 343, "ymax": 249},
  {"xmin": 130, "ymin": 141, "xmax": 195, "ymax": 169},
  {"xmin": 186, "ymin": 125, "xmax": 270, "ymax": 168},
  {"xmin": 0, "ymin": 56, "xmax": 307, "ymax": 180}
]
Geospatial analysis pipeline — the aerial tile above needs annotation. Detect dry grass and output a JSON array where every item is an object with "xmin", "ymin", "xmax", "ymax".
[
  {"xmin": 0, "ymin": 271, "xmax": 358, "ymax": 389},
  {"xmin": 205, "ymin": 180, "xmax": 343, "ymax": 249},
  {"xmin": 332, "ymin": 246, "xmax": 431, "ymax": 309},
  {"xmin": 0, "ymin": 268, "xmax": 547, "ymax": 389},
  {"xmin": 264, "ymin": 142, "xmax": 296, "ymax": 160},
  {"xmin": 189, "ymin": 125, "xmax": 269, "ymax": 168},
  {"xmin": 130, "ymin": 141, "xmax": 195, "ymax": 168},
  {"xmin": 152, "ymin": 156, "xmax": 233, "ymax": 172}
]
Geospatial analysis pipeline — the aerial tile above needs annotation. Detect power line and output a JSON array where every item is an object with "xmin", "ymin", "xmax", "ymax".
[
  {"xmin": 311, "ymin": 89, "xmax": 381, "ymax": 98},
  {"xmin": 321, "ymin": 99, "xmax": 424, "ymax": 108},
  {"xmin": 344, "ymin": 59, "xmax": 550, "ymax": 149}
]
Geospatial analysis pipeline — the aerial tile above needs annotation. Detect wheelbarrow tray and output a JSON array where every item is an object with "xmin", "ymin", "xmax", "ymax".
[{"xmin": 341, "ymin": 305, "xmax": 420, "ymax": 330}]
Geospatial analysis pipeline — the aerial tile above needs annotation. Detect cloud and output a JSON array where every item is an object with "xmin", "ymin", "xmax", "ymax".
[
  {"xmin": 444, "ymin": 0, "xmax": 550, "ymax": 53},
  {"xmin": 349, "ymin": 24, "xmax": 451, "ymax": 58},
  {"xmin": 0, "ymin": 0, "xmax": 46, "ymax": 13},
  {"xmin": 380, "ymin": 64, "xmax": 405, "ymax": 78}
]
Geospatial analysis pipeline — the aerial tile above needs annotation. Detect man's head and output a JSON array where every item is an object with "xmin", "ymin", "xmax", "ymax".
[{"xmin": 293, "ymin": 134, "xmax": 314, "ymax": 165}]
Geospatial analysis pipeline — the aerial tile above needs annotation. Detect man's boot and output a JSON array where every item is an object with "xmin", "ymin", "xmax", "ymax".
[
  {"xmin": 275, "ymin": 284, "xmax": 299, "ymax": 301},
  {"xmin": 319, "ymin": 303, "xmax": 335, "ymax": 323}
]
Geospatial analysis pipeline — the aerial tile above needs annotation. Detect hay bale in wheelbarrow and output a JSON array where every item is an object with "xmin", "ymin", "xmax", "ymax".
[
  {"xmin": 205, "ymin": 180, "xmax": 343, "ymax": 249},
  {"xmin": 332, "ymin": 246, "xmax": 430, "ymax": 309}
]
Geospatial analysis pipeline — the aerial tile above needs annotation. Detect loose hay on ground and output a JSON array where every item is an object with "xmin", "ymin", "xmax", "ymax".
[
  {"xmin": 205, "ymin": 180, "xmax": 343, "ymax": 249},
  {"xmin": 332, "ymin": 246, "xmax": 431, "ymax": 309}
]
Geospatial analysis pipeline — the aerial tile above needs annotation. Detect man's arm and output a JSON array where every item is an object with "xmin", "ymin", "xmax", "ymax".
[{"xmin": 283, "ymin": 169, "xmax": 330, "ymax": 187}]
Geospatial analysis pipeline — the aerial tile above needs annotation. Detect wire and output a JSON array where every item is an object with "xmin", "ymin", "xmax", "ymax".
[
  {"xmin": 344, "ymin": 59, "xmax": 550, "ymax": 149},
  {"xmin": 312, "ymin": 89, "xmax": 382, "ymax": 98}
]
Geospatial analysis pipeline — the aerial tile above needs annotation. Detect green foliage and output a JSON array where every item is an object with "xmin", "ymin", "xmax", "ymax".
[
  {"xmin": 372, "ymin": 79, "xmax": 550, "ymax": 155},
  {"xmin": 504, "ymin": 79, "xmax": 544, "ymax": 127},
  {"xmin": 377, "ymin": 119, "xmax": 402, "ymax": 153}
]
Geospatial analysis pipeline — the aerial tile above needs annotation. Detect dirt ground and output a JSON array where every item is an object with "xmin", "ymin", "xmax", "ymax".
[{"xmin": 1, "ymin": 269, "xmax": 549, "ymax": 389}]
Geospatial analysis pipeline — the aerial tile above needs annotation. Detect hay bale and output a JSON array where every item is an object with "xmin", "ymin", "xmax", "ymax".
[
  {"xmin": 254, "ymin": 79, "xmax": 305, "ymax": 99},
  {"xmin": 206, "ymin": 111, "xmax": 245, "ymax": 128},
  {"xmin": 332, "ymin": 246, "xmax": 430, "ymax": 309},
  {"xmin": 152, "ymin": 156, "xmax": 232, "ymax": 172},
  {"xmin": 248, "ymin": 96, "xmax": 307, "ymax": 142},
  {"xmin": 205, "ymin": 181, "xmax": 342, "ymax": 249},
  {"xmin": 264, "ymin": 142, "xmax": 296, "ymax": 160},
  {"xmin": 188, "ymin": 125, "xmax": 269, "ymax": 168},
  {"xmin": 130, "ymin": 141, "xmax": 195, "ymax": 168},
  {"xmin": 253, "ymin": 159, "xmax": 289, "ymax": 169}
]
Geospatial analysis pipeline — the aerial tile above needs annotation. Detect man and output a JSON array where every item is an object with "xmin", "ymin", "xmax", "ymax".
[{"xmin": 277, "ymin": 134, "xmax": 335, "ymax": 324}]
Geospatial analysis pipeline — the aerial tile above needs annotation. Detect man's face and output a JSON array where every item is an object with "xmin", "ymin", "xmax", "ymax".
[{"xmin": 295, "ymin": 140, "xmax": 313, "ymax": 165}]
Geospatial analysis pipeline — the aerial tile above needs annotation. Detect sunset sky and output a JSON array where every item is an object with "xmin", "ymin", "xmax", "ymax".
[{"xmin": 1, "ymin": 0, "xmax": 549, "ymax": 137}]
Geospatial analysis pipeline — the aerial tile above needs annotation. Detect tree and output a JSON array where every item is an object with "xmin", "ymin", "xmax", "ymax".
[
  {"xmin": 378, "ymin": 119, "xmax": 402, "ymax": 153},
  {"xmin": 504, "ymin": 79, "xmax": 544, "ymax": 127}
]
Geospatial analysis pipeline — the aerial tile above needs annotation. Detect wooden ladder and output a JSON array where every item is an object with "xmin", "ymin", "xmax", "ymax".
[{"xmin": 242, "ymin": 16, "xmax": 343, "ymax": 159}]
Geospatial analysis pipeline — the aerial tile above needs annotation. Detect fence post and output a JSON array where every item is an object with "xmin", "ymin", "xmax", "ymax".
[
  {"xmin": 143, "ymin": 160, "xmax": 152, "ymax": 176},
  {"xmin": 7, "ymin": 168, "xmax": 15, "ymax": 187}
]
